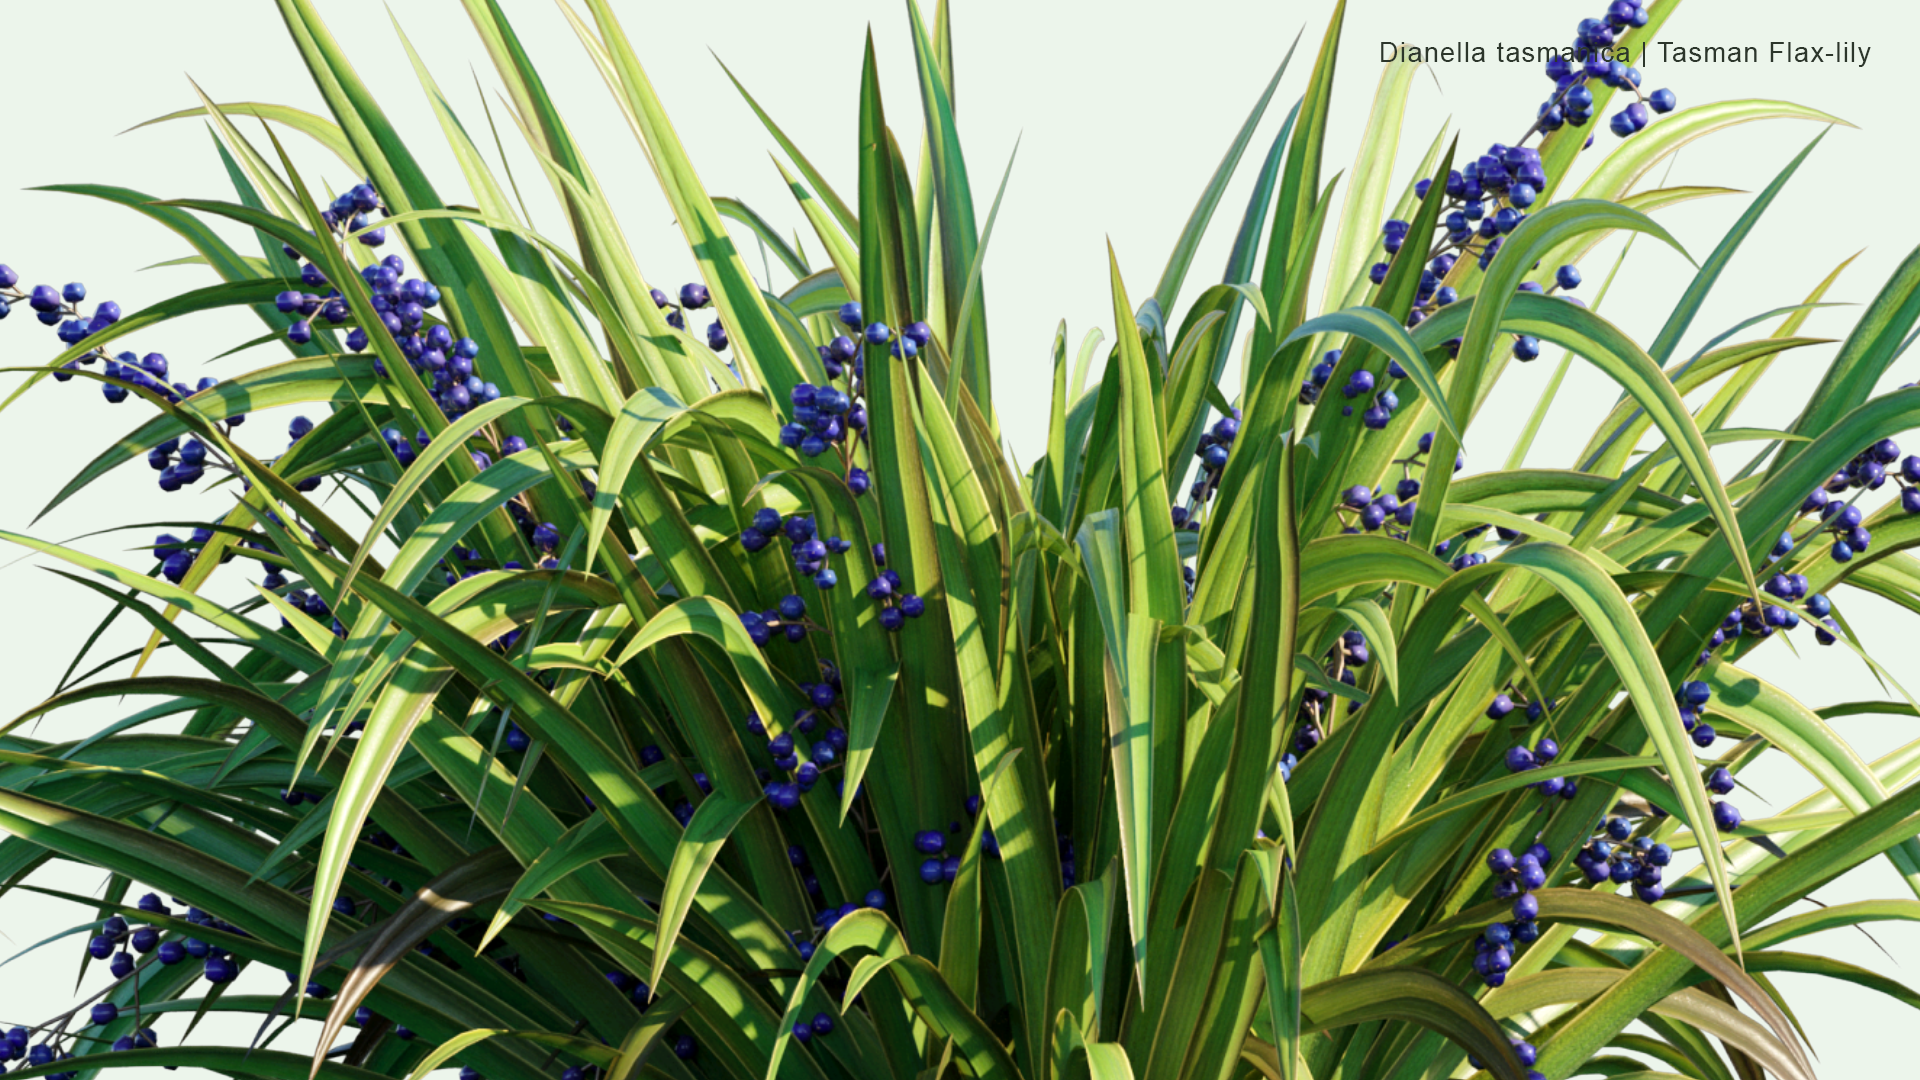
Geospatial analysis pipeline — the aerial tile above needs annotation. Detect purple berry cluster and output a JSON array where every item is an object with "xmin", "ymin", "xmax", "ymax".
[
  {"xmin": 1502, "ymin": 729, "xmax": 1577, "ymax": 797},
  {"xmin": 277, "ymin": 180, "xmax": 500, "ymax": 422},
  {"xmin": 2, "ymin": 264, "xmax": 251, "ymax": 493},
  {"xmin": 1332, "ymin": 4, "xmax": 1675, "ymax": 386},
  {"xmin": 1314, "ymin": 345, "xmax": 1411, "ymax": 428},
  {"xmin": 1574, "ymin": 815, "xmax": 1674, "ymax": 903},
  {"xmin": 30, "ymin": 891, "xmax": 282, "ymax": 1067},
  {"xmin": 1467, "ymin": 1036, "xmax": 1544, "ymax": 1080},
  {"xmin": 1282, "ymin": 629, "xmax": 1371, "ymax": 778},
  {"xmin": 913, "ymin": 826, "xmax": 963, "ymax": 885},
  {"xmin": 742, "ymin": 665, "xmax": 851, "ymax": 811},
  {"xmin": 1798, "ymin": 438, "xmax": 1919, "ymax": 567},
  {"xmin": 738, "ymin": 511, "xmax": 923, "ymax": 637},
  {"xmin": 777, "ymin": 301, "xmax": 927, "ymax": 487},
  {"xmin": 1478, "ymin": 841, "xmax": 1550, "ymax": 987},
  {"xmin": 603, "ymin": 969, "xmax": 657, "ymax": 1010},
  {"xmin": 1489, "ymin": 692, "xmax": 1578, "ymax": 806},
  {"xmin": 781, "ymin": 840, "xmax": 888, "ymax": 1018},
  {"xmin": 1336, "ymin": 431, "xmax": 1492, "ymax": 569},
  {"xmin": 780, "ymin": 381, "xmax": 869, "ymax": 489},
  {"xmin": 2, "ymin": 269, "xmax": 125, "ymax": 384},
  {"xmin": 1697, "ymin": 559, "xmax": 1836, "ymax": 658},
  {"xmin": 1529, "ymin": 3, "xmax": 1675, "ymax": 142},
  {"xmin": 1170, "ymin": 410, "xmax": 1240, "ymax": 569}
]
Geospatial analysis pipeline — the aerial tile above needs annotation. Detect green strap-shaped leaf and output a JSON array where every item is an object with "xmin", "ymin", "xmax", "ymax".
[
  {"xmin": 905, "ymin": 0, "xmax": 990, "ymax": 416},
  {"xmin": 126, "ymin": 100, "xmax": 362, "ymax": 170},
  {"xmin": 943, "ymin": 136, "xmax": 1019, "ymax": 417},
  {"xmin": 609, "ymin": 597, "xmax": 788, "ymax": 728},
  {"xmin": 1282, "ymin": 306, "xmax": 1462, "ymax": 444},
  {"xmin": 337, "ymin": 394, "xmax": 528, "ymax": 596},
  {"xmin": 1247, "ymin": 0, "xmax": 1342, "ymax": 375},
  {"xmin": 835, "ymin": 660, "xmax": 899, "ymax": 826},
  {"xmin": 584, "ymin": 387, "xmax": 687, "ymax": 572},
  {"xmin": 1406, "ymin": 199, "xmax": 1695, "ymax": 577},
  {"xmin": 1477, "ymin": 542, "xmax": 1746, "ymax": 957},
  {"xmin": 1369, "ymin": 757, "xmax": 1662, "ymax": 855},
  {"xmin": 1319, "ymin": 49, "xmax": 1419, "ymax": 317},
  {"xmin": 1527, "ymin": 890, "xmax": 1809, "ymax": 1078},
  {"xmin": 312, "ymin": 848, "xmax": 523, "ymax": 1078},
  {"xmin": 1564, "ymin": 100, "xmax": 1848, "ymax": 209},
  {"xmin": 1298, "ymin": 969, "xmax": 1525, "ymax": 1080},
  {"xmin": 650, "ymin": 792, "xmax": 760, "ymax": 993},
  {"xmin": 1491, "ymin": 970, "xmax": 1811, "ymax": 1080},
  {"xmin": 1151, "ymin": 36, "xmax": 1298, "ymax": 319},
  {"xmin": 578, "ymin": 0, "xmax": 803, "ymax": 410},
  {"xmin": 772, "ymin": 158, "xmax": 861, "ymax": 303},
  {"xmin": 714, "ymin": 56, "xmax": 860, "ymax": 240},
  {"xmin": 478, "ymin": 813, "xmax": 626, "ymax": 951},
  {"xmin": 1259, "ymin": 864, "xmax": 1303, "ymax": 1080},
  {"xmin": 715, "ymin": 195, "xmax": 810, "ymax": 279},
  {"xmin": 1644, "ymin": 131, "xmax": 1829, "ymax": 370}
]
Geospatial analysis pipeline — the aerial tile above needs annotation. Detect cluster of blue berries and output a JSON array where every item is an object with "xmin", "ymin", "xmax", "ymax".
[
  {"xmin": 1335, "ymin": 432, "xmax": 1486, "ymax": 568},
  {"xmin": 777, "ymin": 302, "xmax": 931, "ymax": 482},
  {"xmin": 152, "ymin": 529, "xmax": 215, "ymax": 585},
  {"xmin": 820, "ymin": 300, "xmax": 924, "ymax": 364},
  {"xmin": 1698, "ymin": 567, "xmax": 1837, "ymax": 659},
  {"xmin": 41, "ymin": 890, "xmax": 269, "ymax": 1063},
  {"xmin": 2, "ymin": 265, "xmax": 254, "ymax": 493},
  {"xmin": 277, "ymin": 180, "xmax": 501, "ymax": 423},
  {"xmin": 277, "ymin": 582, "xmax": 344, "ymax": 637},
  {"xmin": 1478, "ymin": 841, "xmax": 1551, "ymax": 987},
  {"xmin": 1337, "ymin": 3, "xmax": 1675, "ymax": 377},
  {"xmin": 649, "ymin": 282, "xmax": 733, "ymax": 357},
  {"xmin": 1281, "ymin": 630, "xmax": 1371, "ymax": 779},
  {"xmin": 913, "ymin": 827, "xmax": 964, "ymax": 885},
  {"xmin": 1298, "ymin": 340, "xmax": 1427, "ymax": 425},
  {"xmin": 1467, "ymin": 1036, "xmax": 1545, "ymax": 1080},
  {"xmin": 1321, "ymin": 346, "xmax": 1413, "ymax": 428},
  {"xmin": 1502, "ymin": 730, "xmax": 1577, "ymax": 801},
  {"xmin": 740, "ymin": 512, "xmax": 924, "ymax": 638},
  {"xmin": 1664, "ymin": 677, "xmax": 1746, "ymax": 832},
  {"xmin": 1795, "ymin": 439, "xmax": 1920, "ymax": 568},
  {"xmin": 781, "ymin": 382, "xmax": 870, "ymax": 486},
  {"xmin": 1574, "ymin": 815, "xmax": 1674, "ymax": 903},
  {"xmin": 1170, "ymin": 410, "xmax": 1241, "ymax": 566},
  {"xmin": 744, "ymin": 675, "xmax": 851, "ymax": 812},
  {"xmin": 1542, "ymin": 4, "xmax": 1674, "ymax": 139},
  {"xmin": 1666, "ymin": 678, "xmax": 1723, "ymax": 749},
  {"xmin": 0, "ymin": 1024, "xmax": 83, "ymax": 1079},
  {"xmin": 1489, "ymin": 692, "xmax": 1578, "ymax": 807}
]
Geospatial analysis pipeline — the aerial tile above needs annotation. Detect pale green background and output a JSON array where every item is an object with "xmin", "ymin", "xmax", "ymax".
[{"xmin": 0, "ymin": 0, "xmax": 1911, "ymax": 1074}]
